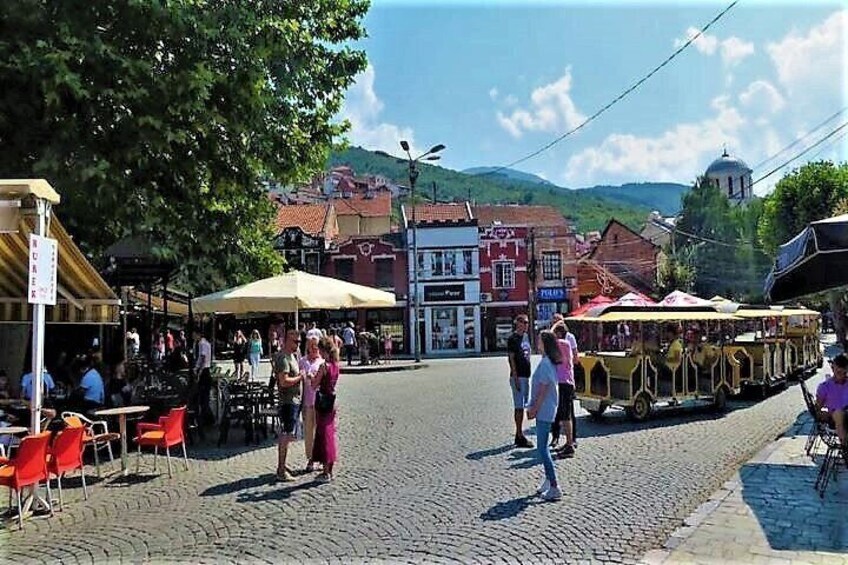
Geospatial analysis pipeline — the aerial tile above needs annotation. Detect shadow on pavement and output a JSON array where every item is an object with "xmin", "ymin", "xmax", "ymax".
[
  {"xmin": 480, "ymin": 494, "xmax": 545, "ymax": 521},
  {"xmin": 235, "ymin": 480, "xmax": 323, "ymax": 503},
  {"xmin": 107, "ymin": 473, "xmax": 160, "ymax": 487},
  {"xmin": 465, "ymin": 444, "xmax": 513, "ymax": 461},
  {"xmin": 200, "ymin": 473, "xmax": 277, "ymax": 497},
  {"xmin": 740, "ymin": 460, "xmax": 848, "ymax": 552}
]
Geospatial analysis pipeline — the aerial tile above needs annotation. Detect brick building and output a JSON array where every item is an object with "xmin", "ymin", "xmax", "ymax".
[
  {"xmin": 332, "ymin": 191, "xmax": 393, "ymax": 237},
  {"xmin": 322, "ymin": 233, "xmax": 409, "ymax": 353},
  {"xmin": 273, "ymin": 202, "xmax": 338, "ymax": 274},
  {"xmin": 589, "ymin": 219, "xmax": 659, "ymax": 297}
]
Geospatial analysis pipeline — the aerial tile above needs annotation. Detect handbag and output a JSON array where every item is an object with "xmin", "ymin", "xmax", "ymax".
[{"xmin": 315, "ymin": 389, "xmax": 336, "ymax": 413}]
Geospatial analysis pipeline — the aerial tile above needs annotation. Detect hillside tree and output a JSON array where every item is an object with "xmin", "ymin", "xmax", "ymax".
[{"xmin": 0, "ymin": 0, "xmax": 369, "ymax": 293}]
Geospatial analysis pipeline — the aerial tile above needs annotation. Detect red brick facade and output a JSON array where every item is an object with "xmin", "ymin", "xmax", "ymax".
[{"xmin": 589, "ymin": 219, "xmax": 658, "ymax": 296}]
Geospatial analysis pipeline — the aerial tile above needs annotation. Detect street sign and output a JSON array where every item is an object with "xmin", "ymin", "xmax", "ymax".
[
  {"xmin": 536, "ymin": 287, "xmax": 567, "ymax": 302},
  {"xmin": 28, "ymin": 234, "xmax": 58, "ymax": 305}
]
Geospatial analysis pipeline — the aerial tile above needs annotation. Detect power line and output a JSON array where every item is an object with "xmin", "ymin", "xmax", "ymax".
[
  {"xmin": 751, "ymin": 106, "xmax": 847, "ymax": 172},
  {"xmin": 751, "ymin": 119, "xmax": 848, "ymax": 188},
  {"xmin": 807, "ymin": 127, "xmax": 848, "ymax": 163},
  {"xmin": 475, "ymin": 0, "xmax": 739, "ymax": 177}
]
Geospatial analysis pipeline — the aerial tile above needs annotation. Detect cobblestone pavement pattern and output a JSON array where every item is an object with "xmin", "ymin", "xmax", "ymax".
[{"xmin": 0, "ymin": 356, "xmax": 824, "ymax": 563}]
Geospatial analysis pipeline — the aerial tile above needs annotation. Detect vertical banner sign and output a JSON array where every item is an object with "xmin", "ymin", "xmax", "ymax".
[{"xmin": 28, "ymin": 234, "xmax": 59, "ymax": 305}]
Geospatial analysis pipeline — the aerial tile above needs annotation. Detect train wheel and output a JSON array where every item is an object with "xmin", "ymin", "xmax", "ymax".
[{"xmin": 625, "ymin": 393, "xmax": 652, "ymax": 422}]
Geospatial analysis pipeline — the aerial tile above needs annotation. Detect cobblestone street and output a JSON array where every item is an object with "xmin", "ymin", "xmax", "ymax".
[{"xmin": 0, "ymin": 356, "xmax": 822, "ymax": 564}]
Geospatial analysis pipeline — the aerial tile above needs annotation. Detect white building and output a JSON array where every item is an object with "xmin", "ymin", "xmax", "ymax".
[
  {"xmin": 704, "ymin": 149, "xmax": 754, "ymax": 203},
  {"xmin": 402, "ymin": 203, "xmax": 481, "ymax": 356}
]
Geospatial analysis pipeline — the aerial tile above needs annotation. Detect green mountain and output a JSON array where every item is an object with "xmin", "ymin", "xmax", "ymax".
[
  {"xmin": 463, "ymin": 166, "xmax": 688, "ymax": 215},
  {"xmin": 580, "ymin": 183, "xmax": 689, "ymax": 216},
  {"xmin": 462, "ymin": 166, "xmax": 554, "ymax": 186},
  {"xmin": 328, "ymin": 147, "xmax": 652, "ymax": 232}
]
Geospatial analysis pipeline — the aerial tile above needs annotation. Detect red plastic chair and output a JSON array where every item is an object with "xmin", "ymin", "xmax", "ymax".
[
  {"xmin": 135, "ymin": 406, "xmax": 188, "ymax": 477},
  {"xmin": 48, "ymin": 426, "xmax": 87, "ymax": 510},
  {"xmin": 0, "ymin": 431, "xmax": 53, "ymax": 529}
]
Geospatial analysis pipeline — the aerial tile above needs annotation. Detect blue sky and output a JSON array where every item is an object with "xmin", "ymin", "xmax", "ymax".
[{"xmin": 339, "ymin": 1, "xmax": 847, "ymax": 193}]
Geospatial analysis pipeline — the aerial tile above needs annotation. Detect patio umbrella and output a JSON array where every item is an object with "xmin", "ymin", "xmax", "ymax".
[
  {"xmin": 660, "ymin": 290, "xmax": 713, "ymax": 307},
  {"xmin": 616, "ymin": 292, "xmax": 656, "ymax": 306},
  {"xmin": 192, "ymin": 271, "xmax": 396, "ymax": 318},
  {"xmin": 765, "ymin": 214, "xmax": 848, "ymax": 302},
  {"xmin": 570, "ymin": 295, "xmax": 614, "ymax": 317}
]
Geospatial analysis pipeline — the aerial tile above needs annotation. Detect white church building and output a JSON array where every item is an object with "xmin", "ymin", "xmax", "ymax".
[{"xmin": 704, "ymin": 149, "xmax": 754, "ymax": 203}]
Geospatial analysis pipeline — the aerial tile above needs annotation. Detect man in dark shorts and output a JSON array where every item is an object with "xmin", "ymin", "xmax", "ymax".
[
  {"xmin": 275, "ymin": 329, "xmax": 303, "ymax": 482},
  {"xmin": 507, "ymin": 314, "xmax": 534, "ymax": 448}
]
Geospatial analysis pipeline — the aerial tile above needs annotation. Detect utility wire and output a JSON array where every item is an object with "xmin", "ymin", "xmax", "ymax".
[
  {"xmin": 751, "ymin": 106, "xmax": 847, "ymax": 172},
  {"xmin": 751, "ymin": 119, "xmax": 848, "ymax": 188},
  {"xmin": 475, "ymin": 0, "xmax": 739, "ymax": 177}
]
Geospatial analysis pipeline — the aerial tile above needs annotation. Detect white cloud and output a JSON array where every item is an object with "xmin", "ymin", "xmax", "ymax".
[
  {"xmin": 496, "ymin": 67, "xmax": 586, "ymax": 139},
  {"xmin": 340, "ymin": 64, "xmax": 417, "ymax": 154},
  {"xmin": 675, "ymin": 26, "xmax": 718, "ymax": 55},
  {"xmin": 674, "ymin": 27, "xmax": 754, "ymax": 66},
  {"xmin": 720, "ymin": 36, "xmax": 755, "ymax": 66},
  {"xmin": 766, "ymin": 10, "xmax": 847, "ymax": 95},
  {"xmin": 563, "ymin": 96, "xmax": 746, "ymax": 186},
  {"xmin": 739, "ymin": 80, "xmax": 786, "ymax": 115},
  {"xmin": 488, "ymin": 87, "xmax": 499, "ymax": 101}
]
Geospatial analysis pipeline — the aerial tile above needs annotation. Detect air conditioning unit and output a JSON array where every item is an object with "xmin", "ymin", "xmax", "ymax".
[{"xmin": 480, "ymin": 292, "xmax": 493, "ymax": 303}]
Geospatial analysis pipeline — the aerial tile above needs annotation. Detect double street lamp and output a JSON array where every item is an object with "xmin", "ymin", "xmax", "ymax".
[{"xmin": 400, "ymin": 140, "xmax": 445, "ymax": 363}]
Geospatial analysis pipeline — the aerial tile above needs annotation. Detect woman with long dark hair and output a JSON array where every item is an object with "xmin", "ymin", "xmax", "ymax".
[
  {"xmin": 527, "ymin": 330, "xmax": 562, "ymax": 501},
  {"xmin": 312, "ymin": 336, "xmax": 340, "ymax": 483}
]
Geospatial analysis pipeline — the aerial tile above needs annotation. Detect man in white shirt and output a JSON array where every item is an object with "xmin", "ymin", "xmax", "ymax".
[
  {"xmin": 20, "ymin": 369, "xmax": 55, "ymax": 401},
  {"xmin": 306, "ymin": 322, "xmax": 323, "ymax": 342},
  {"xmin": 127, "ymin": 327, "xmax": 141, "ymax": 358},
  {"xmin": 194, "ymin": 330, "xmax": 213, "ymax": 425},
  {"xmin": 341, "ymin": 322, "xmax": 356, "ymax": 366}
]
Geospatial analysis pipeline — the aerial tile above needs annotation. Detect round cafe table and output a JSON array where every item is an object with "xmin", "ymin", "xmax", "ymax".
[
  {"xmin": 93, "ymin": 406, "xmax": 149, "ymax": 476},
  {"xmin": 0, "ymin": 426, "xmax": 28, "ymax": 436}
]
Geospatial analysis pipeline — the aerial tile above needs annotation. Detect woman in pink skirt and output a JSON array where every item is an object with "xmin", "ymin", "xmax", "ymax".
[{"xmin": 312, "ymin": 337, "xmax": 340, "ymax": 482}]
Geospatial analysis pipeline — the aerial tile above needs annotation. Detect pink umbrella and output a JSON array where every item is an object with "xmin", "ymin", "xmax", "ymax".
[
  {"xmin": 615, "ymin": 292, "xmax": 656, "ymax": 307},
  {"xmin": 660, "ymin": 290, "xmax": 713, "ymax": 307}
]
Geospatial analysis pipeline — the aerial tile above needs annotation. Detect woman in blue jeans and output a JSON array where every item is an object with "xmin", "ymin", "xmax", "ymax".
[{"xmin": 527, "ymin": 330, "xmax": 562, "ymax": 501}]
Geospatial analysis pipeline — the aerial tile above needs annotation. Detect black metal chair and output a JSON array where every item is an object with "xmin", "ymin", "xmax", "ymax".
[{"xmin": 799, "ymin": 379, "xmax": 843, "ymax": 496}]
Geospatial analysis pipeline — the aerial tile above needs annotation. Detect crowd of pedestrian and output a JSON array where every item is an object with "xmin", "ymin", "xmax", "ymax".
[{"xmin": 508, "ymin": 312, "xmax": 581, "ymax": 503}]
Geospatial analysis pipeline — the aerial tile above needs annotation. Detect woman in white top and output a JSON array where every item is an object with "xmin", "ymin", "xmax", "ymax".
[{"xmin": 527, "ymin": 330, "xmax": 562, "ymax": 502}]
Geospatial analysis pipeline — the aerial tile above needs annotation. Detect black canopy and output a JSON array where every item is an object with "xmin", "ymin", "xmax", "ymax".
[{"xmin": 765, "ymin": 214, "xmax": 848, "ymax": 302}]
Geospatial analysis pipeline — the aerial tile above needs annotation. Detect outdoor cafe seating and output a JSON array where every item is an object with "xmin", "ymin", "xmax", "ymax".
[{"xmin": 799, "ymin": 379, "xmax": 845, "ymax": 497}]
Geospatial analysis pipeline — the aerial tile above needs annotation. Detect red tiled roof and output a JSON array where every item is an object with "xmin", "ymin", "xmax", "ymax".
[
  {"xmin": 333, "ymin": 192, "xmax": 392, "ymax": 217},
  {"xmin": 403, "ymin": 203, "xmax": 472, "ymax": 225},
  {"xmin": 472, "ymin": 204, "xmax": 569, "ymax": 228},
  {"xmin": 274, "ymin": 202, "xmax": 331, "ymax": 236}
]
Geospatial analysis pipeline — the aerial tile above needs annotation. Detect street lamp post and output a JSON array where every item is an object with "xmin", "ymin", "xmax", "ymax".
[{"xmin": 400, "ymin": 140, "xmax": 445, "ymax": 363}]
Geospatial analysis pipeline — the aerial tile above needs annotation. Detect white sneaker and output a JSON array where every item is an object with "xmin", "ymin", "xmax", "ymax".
[
  {"xmin": 536, "ymin": 478, "xmax": 550, "ymax": 495},
  {"xmin": 542, "ymin": 486, "xmax": 562, "ymax": 501}
]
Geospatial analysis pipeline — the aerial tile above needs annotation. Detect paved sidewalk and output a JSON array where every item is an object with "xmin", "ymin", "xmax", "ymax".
[{"xmin": 644, "ymin": 389, "xmax": 848, "ymax": 565}]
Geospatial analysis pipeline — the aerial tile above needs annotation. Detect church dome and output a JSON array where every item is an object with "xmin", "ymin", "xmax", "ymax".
[{"xmin": 705, "ymin": 149, "xmax": 751, "ymax": 175}]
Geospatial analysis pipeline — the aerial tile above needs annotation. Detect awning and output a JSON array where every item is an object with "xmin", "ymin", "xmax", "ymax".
[
  {"xmin": 128, "ymin": 289, "xmax": 190, "ymax": 317},
  {"xmin": 0, "ymin": 213, "xmax": 119, "ymax": 324},
  {"xmin": 568, "ymin": 310, "xmax": 738, "ymax": 323}
]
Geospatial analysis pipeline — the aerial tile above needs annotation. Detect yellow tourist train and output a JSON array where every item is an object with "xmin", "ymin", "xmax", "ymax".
[{"xmin": 567, "ymin": 303, "xmax": 821, "ymax": 421}]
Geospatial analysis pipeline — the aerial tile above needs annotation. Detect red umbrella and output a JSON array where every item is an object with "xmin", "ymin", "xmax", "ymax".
[{"xmin": 570, "ymin": 295, "xmax": 614, "ymax": 317}]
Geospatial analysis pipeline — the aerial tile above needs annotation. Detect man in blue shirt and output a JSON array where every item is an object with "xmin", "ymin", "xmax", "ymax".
[
  {"xmin": 20, "ymin": 369, "xmax": 55, "ymax": 401},
  {"xmin": 78, "ymin": 357, "xmax": 105, "ymax": 411}
]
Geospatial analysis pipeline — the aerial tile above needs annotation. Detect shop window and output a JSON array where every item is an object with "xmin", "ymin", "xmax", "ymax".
[
  {"xmin": 541, "ymin": 251, "xmax": 562, "ymax": 280},
  {"xmin": 336, "ymin": 258, "xmax": 354, "ymax": 281},
  {"xmin": 431, "ymin": 307, "xmax": 459, "ymax": 350},
  {"xmin": 464, "ymin": 307, "xmax": 476, "ymax": 350},
  {"xmin": 463, "ymin": 250, "xmax": 474, "ymax": 275},
  {"xmin": 493, "ymin": 262, "xmax": 515, "ymax": 289},
  {"xmin": 375, "ymin": 258, "xmax": 394, "ymax": 289}
]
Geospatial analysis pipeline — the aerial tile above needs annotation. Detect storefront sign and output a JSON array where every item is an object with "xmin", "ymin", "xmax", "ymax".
[
  {"xmin": 28, "ymin": 234, "xmax": 58, "ymax": 305},
  {"xmin": 536, "ymin": 287, "xmax": 567, "ymax": 302},
  {"xmin": 424, "ymin": 284, "xmax": 465, "ymax": 302}
]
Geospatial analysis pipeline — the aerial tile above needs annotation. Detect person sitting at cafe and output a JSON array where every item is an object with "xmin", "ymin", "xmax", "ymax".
[
  {"xmin": 816, "ymin": 353, "xmax": 848, "ymax": 445},
  {"xmin": 20, "ymin": 367, "xmax": 55, "ymax": 402},
  {"xmin": 76, "ymin": 355, "xmax": 105, "ymax": 413},
  {"xmin": 0, "ymin": 370, "xmax": 11, "ymax": 400}
]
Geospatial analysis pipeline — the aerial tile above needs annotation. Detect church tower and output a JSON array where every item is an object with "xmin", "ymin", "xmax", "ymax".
[{"xmin": 704, "ymin": 148, "xmax": 754, "ymax": 203}]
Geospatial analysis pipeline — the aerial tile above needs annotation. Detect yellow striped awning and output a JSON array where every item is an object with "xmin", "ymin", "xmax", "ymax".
[{"xmin": 0, "ymin": 212, "xmax": 119, "ymax": 324}]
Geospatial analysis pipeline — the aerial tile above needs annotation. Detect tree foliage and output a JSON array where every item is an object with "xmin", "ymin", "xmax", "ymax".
[
  {"xmin": 0, "ymin": 0, "xmax": 369, "ymax": 293},
  {"xmin": 674, "ymin": 177, "xmax": 770, "ymax": 301},
  {"xmin": 758, "ymin": 161, "xmax": 848, "ymax": 256}
]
